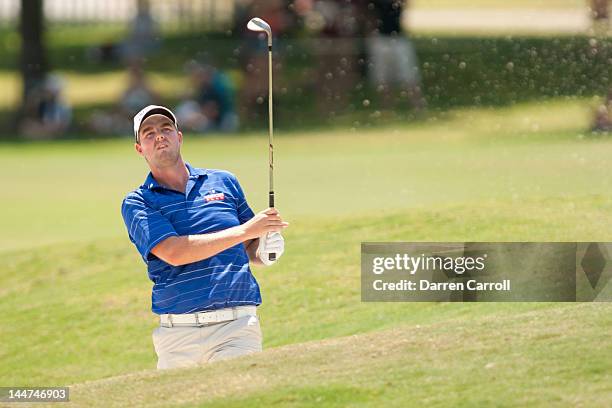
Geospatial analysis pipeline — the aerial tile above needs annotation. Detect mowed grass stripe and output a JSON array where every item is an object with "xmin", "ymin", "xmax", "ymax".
[{"xmin": 0, "ymin": 99, "xmax": 606, "ymax": 253}]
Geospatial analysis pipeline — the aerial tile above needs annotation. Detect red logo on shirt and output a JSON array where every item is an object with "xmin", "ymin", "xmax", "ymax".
[{"xmin": 204, "ymin": 193, "xmax": 225, "ymax": 202}]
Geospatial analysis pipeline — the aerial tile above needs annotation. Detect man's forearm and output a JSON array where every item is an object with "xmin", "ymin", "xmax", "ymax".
[
  {"xmin": 152, "ymin": 225, "xmax": 248, "ymax": 266},
  {"xmin": 245, "ymin": 238, "xmax": 263, "ymax": 265}
]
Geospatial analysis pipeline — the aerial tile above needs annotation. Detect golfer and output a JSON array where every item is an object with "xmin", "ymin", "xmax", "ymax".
[{"xmin": 121, "ymin": 105, "xmax": 288, "ymax": 369}]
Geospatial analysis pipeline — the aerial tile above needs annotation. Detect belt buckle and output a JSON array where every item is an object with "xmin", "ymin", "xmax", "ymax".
[
  {"xmin": 214, "ymin": 310, "xmax": 223, "ymax": 323},
  {"xmin": 199, "ymin": 310, "xmax": 215, "ymax": 326},
  {"xmin": 197, "ymin": 311, "xmax": 212, "ymax": 326}
]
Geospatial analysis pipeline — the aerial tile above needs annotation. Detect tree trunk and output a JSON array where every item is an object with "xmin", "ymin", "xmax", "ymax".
[{"xmin": 19, "ymin": 0, "xmax": 47, "ymax": 110}]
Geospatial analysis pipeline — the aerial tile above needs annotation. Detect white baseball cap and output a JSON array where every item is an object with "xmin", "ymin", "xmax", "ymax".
[{"xmin": 133, "ymin": 105, "xmax": 178, "ymax": 143}]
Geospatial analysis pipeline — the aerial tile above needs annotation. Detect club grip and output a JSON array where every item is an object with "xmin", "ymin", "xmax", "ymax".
[
  {"xmin": 268, "ymin": 191, "xmax": 276, "ymax": 261},
  {"xmin": 269, "ymin": 191, "xmax": 275, "ymax": 208}
]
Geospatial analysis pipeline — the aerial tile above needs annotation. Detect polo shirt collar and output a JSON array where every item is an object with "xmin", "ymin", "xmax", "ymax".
[
  {"xmin": 185, "ymin": 162, "xmax": 207, "ymax": 179},
  {"xmin": 143, "ymin": 162, "xmax": 207, "ymax": 191}
]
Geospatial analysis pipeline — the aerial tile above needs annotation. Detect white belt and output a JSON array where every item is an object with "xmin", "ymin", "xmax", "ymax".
[{"xmin": 159, "ymin": 306, "xmax": 257, "ymax": 328}]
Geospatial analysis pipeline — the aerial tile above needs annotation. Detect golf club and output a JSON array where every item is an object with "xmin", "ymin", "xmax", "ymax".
[{"xmin": 247, "ymin": 17, "xmax": 276, "ymax": 261}]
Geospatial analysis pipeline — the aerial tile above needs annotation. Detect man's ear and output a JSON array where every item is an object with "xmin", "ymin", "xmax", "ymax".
[
  {"xmin": 178, "ymin": 131, "xmax": 183, "ymax": 145},
  {"xmin": 134, "ymin": 142, "xmax": 143, "ymax": 156}
]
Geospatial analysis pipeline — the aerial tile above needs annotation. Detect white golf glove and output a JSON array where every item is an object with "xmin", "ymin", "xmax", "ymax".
[{"xmin": 257, "ymin": 232, "xmax": 285, "ymax": 266}]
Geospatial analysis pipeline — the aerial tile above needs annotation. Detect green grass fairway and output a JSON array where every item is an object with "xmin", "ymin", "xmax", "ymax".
[{"xmin": 1, "ymin": 99, "xmax": 611, "ymax": 406}]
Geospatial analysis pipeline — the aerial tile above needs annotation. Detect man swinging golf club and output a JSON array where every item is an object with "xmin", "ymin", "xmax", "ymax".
[
  {"xmin": 122, "ymin": 18, "xmax": 283, "ymax": 369},
  {"xmin": 121, "ymin": 103, "xmax": 287, "ymax": 369}
]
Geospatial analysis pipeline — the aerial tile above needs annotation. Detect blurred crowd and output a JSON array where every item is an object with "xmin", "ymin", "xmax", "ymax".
[
  {"xmin": 235, "ymin": 0, "xmax": 426, "ymax": 118},
  {"xmin": 19, "ymin": 0, "xmax": 429, "ymax": 139},
  {"xmin": 17, "ymin": 0, "xmax": 612, "ymax": 139}
]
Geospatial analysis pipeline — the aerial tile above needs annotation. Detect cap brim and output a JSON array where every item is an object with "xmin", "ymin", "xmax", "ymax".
[{"xmin": 140, "ymin": 107, "xmax": 176, "ymax": 127}]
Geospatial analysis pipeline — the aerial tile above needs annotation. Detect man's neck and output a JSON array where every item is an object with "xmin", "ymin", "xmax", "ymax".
[{"xmin": 150, "ymin": 159, "xmax": 189, "ymax": 193}]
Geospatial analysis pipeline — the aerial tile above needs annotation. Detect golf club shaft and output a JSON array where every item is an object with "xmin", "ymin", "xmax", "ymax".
[{"xmin": 268, "ymin": 41, "xmax": 276, "ymax": 261}]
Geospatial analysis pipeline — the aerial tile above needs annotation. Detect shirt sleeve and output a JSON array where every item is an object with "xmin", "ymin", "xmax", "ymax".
[
  {"xmin": 227, "ymin": 173, "xmax": 255, "ymax": 224},
  {"xmin": 121, "ymin": 192, "xmax": 179, "ymax": 262}
]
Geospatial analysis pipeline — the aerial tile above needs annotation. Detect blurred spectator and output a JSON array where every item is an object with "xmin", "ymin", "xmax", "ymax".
[
  {"xmin": 20, "ymin": 74, "xmax": 72, "ymax": 139},
  {"xmin": 88, "ymin": 0, "xmax": 160, "ymax": 65},
  {"xmin": 122, "ymin": 0, "xmax": 160, "ymax": 63},
  {"xmin": 175, "ymin": 61, "xmax": 239, "ymax": 133},
  {"xmin": 593, "ymin": 89, "xmax": 612, "ymax": 132},
  {"xmin": 590, "ymin": 0, "xmax": 610, "ymax": 36},
  {"xmin": 237, "ymin": 0, "xmax": 290, "ymax": 122},
  {"xmin": 305, "ymin": 0, "xmax": 361, "ymax": 116},
  {"xmin": 89, "ymin": 62, "xmax": 159, "ymax": 135},
  {"xmin": 589, "ymin": 1, "xmax": 610, "ymax": 132},
  {"xmin": 364, "ymin": 0, "xmax": 425, "ymax": 111}
]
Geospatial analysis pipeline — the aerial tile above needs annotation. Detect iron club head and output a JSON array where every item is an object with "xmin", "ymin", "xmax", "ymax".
[
  {"xmin": 247, "ymin": 17, "xmax": 271, "ymax": 34},
  {"xmin": 247, "ymin": 17, "xmax": 272, "ymax": 46}
]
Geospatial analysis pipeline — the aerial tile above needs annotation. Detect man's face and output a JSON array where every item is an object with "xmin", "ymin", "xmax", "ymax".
[{"xmin": 134, "ymin": 114, "xmax": 183, "ymax": 168}]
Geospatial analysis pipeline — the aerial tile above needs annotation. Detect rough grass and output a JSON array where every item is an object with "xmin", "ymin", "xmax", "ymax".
[
  {"xmin": 2, "ymin": 194, "xmax": 611, "ymax": 387},
  {"xmin": 64, "ymin": 303, "xmax": 612, "ymax": 407}
]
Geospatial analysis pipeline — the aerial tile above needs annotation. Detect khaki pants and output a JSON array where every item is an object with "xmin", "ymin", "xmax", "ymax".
[{"xmin": 152, "ymin": 314, "xmax": 262, "ymax": 369}]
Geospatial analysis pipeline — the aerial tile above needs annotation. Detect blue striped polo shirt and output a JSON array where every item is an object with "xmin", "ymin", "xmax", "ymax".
[{"xmin": 121, "ymin": 162, "xmax": 260, "ymax": 314}]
